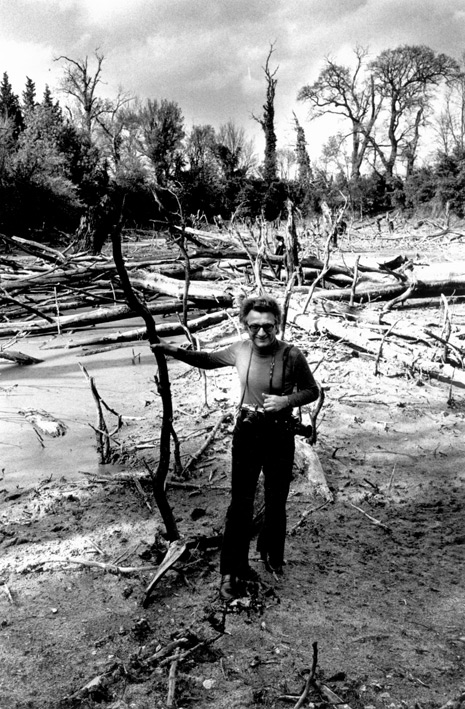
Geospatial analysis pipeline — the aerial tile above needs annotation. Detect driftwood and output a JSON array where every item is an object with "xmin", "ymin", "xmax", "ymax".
[
  {"xmin": 0, "ymin": 298, "xmax": 196, "ymax": 337},
  {"xmin": 181, "ymin": 411, "xmax": 232, "ymax": 476},
  {"xmin": 308, "ymin": 273, "xmax": 465, "ymax": 303},
  {"xmin": 289, "ymin": 309, "xmax": 465, "ymax": 387},
  {"xmin": 40, "ymin": 557, "xmax": 159, "ymax": 575},
  {"xmin": 129, "ymin": 269, "xmax": 236, "ymax": 305},
  {"xmin": 80, "ymin": 363, "xmax": 122, "ymax": 463},
  {"xmin": 289, "ymin": 641, "xmax": 354, "ymax": 709},
  {"xmin": 51, "ymin": 309, "xmax": 232, "ymax": 349},
  {"xmin": 1, "ymin": 289, "xmax": 56, "ymax": 323},
  {"xmin": 19, "ymin": 409, "xmax": 67, "ymax": 437},
  {"xmin": 4, "ymin": 230, "xmax": 462, "ymax": 352},
  {"xmin": 293, "ymin": 641, "xmax": 318, "ymax": 709},
  {"xmin": 143, "ymin": 539, "xmax": 188, "ymax": 604},
  {"xmin": 0, "ymin": 349, "xmax": 43, "ymax": 365},
  {"xmin": 0, "ymin": 232, "xmax": 68, "ymax": 264},
  {"xmin": 346, "ymin": 500, "xmax": 390, "ymax": 531}
]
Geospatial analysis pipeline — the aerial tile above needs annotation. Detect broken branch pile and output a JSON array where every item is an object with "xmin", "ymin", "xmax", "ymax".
[{"xmin": 2, "ymin": 225, "xmax": 465, "ymax": 374}]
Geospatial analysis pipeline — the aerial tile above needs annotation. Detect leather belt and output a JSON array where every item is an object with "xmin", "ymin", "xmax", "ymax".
[{"xmin": 240, "ymin": 403, "xmax": 266, "ymax": 414}]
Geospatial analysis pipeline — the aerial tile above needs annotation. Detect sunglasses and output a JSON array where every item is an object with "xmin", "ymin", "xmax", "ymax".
[{"xmin": 247, "ymin": 323, "xmax": 276, "ymax": 334}]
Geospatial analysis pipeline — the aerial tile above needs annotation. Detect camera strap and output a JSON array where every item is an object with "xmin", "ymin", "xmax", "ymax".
[
  {"xmin": 281, "ymin": 344, "xmax": 302, "ymax": 421},
  {"xmin": 280, "ymin": 344, "xmax": 294, "ymax": 394}
]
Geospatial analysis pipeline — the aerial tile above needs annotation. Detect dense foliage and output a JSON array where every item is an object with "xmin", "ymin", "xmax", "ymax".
[{"xmin": 0, "ymin": 44, "xmax": 464, "ymax": 247}]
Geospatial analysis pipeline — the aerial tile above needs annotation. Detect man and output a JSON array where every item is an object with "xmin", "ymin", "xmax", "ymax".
[{"xmin": 152, "ymin": 294, "xmax": 319, "ymax": 601}]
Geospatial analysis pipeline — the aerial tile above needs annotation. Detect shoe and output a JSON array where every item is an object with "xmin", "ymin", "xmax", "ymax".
[
  {"xmin": 219, "ymin": 575, "xmax": 236, "ymax": 602},
  {"xmin": 237, "ymin": 566, "xmax": 258, "ymax": 581},
  {"xmin": 269, "ymin": 563, "xmax": 283, "ymax": 575},
  {"xmin": 260, "ymin": 551, "xmax": 283, "ymax": 575}
]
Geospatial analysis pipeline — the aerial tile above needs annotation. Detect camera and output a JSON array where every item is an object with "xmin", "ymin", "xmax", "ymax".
[
  {"xmin": 239, "ymin": 408, "xmax": 263, "ymax": 426},
  {"xmin": 291, "ymin": 417, "xmax": 313, "ymax": 438}
]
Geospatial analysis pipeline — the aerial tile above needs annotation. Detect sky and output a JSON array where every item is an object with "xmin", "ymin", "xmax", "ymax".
[{"xmin": 1, "ymin": 0, "xmax": 465, "ymax": 160}]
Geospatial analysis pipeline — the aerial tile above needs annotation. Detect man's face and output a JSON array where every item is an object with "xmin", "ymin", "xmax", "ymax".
[{"xmin": 245, "ymin": 309, "xmax": 278, "ymax": 349}]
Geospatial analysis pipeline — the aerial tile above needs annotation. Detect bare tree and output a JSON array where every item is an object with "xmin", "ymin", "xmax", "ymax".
[
  {"xmin": 216, "ymin": 120, "xmax": 257, "ymax": 176},
  {"xmin": 94, "ymin": 89, "xmax": 134, "ymax": 170},
  {"xmin": 369, "ymin": 45, "xmax": 460, "ymax": 177},
  {"xmin": 435, "ymin": 52, "xmax": 465, "ymax": 155},
  {"xmin": 56, "ymin": 50, "xmax": 113, "ymax": 138},
  {"xmin": 298, "ymin": 46, "xmax": 381, "ymax": 180},
  {"xmin": 277, "ymin": 147, "xmax": 297, "ymax": 180}
]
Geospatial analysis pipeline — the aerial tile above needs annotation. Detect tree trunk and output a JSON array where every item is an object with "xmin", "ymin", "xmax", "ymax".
[
  {"xmin": 111, "ymin": 225, "xmax": 180, "ymax": 542},
  {"xmin": 129, "ymin": 270, "xmax": 235, "ymax": 305}
]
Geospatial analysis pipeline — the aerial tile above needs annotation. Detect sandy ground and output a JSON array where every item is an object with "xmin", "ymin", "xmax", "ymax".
[{"xmin": 0, "ymin": 230, "xmax": 464, "ymax": 709}]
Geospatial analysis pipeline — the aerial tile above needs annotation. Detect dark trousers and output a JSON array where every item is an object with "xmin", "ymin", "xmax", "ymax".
[{"xmin": 220, "ymin": 411, "xmax": 295, "ymax": 577}]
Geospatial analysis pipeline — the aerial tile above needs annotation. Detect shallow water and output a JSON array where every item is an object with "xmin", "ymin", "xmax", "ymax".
[{"xmin": 0, "ymin": 323, "xmax": 158, "ymax": 492}]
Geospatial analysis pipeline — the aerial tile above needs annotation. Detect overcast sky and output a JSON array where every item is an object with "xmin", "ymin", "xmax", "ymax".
[{"xmin": 1, "ymin": 0, "xmax": 465, "ymax": 158}]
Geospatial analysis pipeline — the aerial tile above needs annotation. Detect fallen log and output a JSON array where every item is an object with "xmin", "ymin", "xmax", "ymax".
[
  {"xmin": 0, "ymin": 298, "xmax": 196, "ymax": 337},
  {"xmin": 0, "ymin": 349, "xmax": 43, "ymax": 365},
  {"xmin": 190, "ymin": 247, "xmax": 408, "ymax": 278},
  {"xmin": 0, "ymin": 232, "xmax": 68, "ymax": 264},
  {"xmin": 298, "ymin": 274, "xmax": 465, "ymax": 302},
  {"xmin": 290, "ymin": 311, "xmax": 465, "ymax": 389},
  {"xmin": 129, "ymin": 269, "xmax": 236, "ymax": 305},
  {"xmin": 0, "ymin": 290, "xmax": 56, "ymax": 323},
  {"xmin": 174, "ymin": 223, "xmax": 242, "ymax": 246},
  {"xmin": 50, "ymin": 309, "xmax": 233, "ymax": 349}
]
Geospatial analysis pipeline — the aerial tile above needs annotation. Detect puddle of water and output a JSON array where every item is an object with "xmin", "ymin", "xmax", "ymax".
[{"xmin": 0, "ymin": 325, "xmax": 158, "ymax": 492}]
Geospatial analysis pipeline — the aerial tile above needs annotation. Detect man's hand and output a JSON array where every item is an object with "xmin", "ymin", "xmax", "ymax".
[
  {"xmin": 151, "ymin": 341, "xmax": 175, "ymax": 355},
  {"xmin": 262, "ymin": 394, "xmax": 289, "ymax": 412}
]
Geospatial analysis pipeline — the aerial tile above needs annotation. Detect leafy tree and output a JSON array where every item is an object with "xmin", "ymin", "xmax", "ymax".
[
  {"xmin": 320, "ymin": 133, "xmax": 351, "ymax": 179},
  {"xmin": 403, "ymin": 166, "xmax": 436, "ymax": 212},
  {"xmin": 263, "ymin": 179, "xmax": 287, "ymax": 221},
  {"xmin": 180, "ymin": 124, "xmax": 223, "ymax": 217},
  {"xmin": 22, "ymin": 76, "xmax": 37, "ymax": 114},
  {"xmin": 293, "ymin": 112, "xmax": 312, "ymax": 185},
  {"xmin": 0, "ymin": 72, "xmax": 23, "ymax": 136},
  {"xmin": 185, "ymin": 124, "xmax": 217, "ymax": 173},
  {"xmin": 0, "ymin": 116, "xmax": 15, "ymax": 181},
  {"xmin": 369, "ymin": 45, "xmax": 460, "ymax": 177},
  {"xmin": 430, "ymin": 148, "xmax": 465, "ymax": 216},
  {"xmin": 127, "ymin": 98, "xmax": 185, "ymax": 186},
  {"xmin": 41, "ymin": 85, "xmax": 64, "ymax": 129},
  {"xmin": 13, "ymin": 103, "xmax": 81, "ymax": 232}
]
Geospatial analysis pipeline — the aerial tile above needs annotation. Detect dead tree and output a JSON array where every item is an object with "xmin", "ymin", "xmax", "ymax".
[
  {"xmin": 284, "ymin": 199, "xmax": 302, "ymax": 284},
  {"xmin": 111, "ymin": 221, "xmax": 179, "ymax": 542},
  {"xmin": 253, "ymin": 43, "xmax": 279, "ymax": 184}
]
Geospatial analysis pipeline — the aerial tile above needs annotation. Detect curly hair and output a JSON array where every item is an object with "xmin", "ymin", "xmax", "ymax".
[{"xmin": 239, "ymin": 294, "xmax": 282, "ymax": 327}]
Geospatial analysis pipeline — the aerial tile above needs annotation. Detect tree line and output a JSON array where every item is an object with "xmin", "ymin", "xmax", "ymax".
[{"xmin": 1, "ymin": 44, "xmax": 465, "ymax": 248}]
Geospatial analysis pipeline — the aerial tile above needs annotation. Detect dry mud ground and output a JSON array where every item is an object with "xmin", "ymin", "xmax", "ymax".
[{"xmin": 0, "ymin": 228, "xmax": 464, "ymax": 709}]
